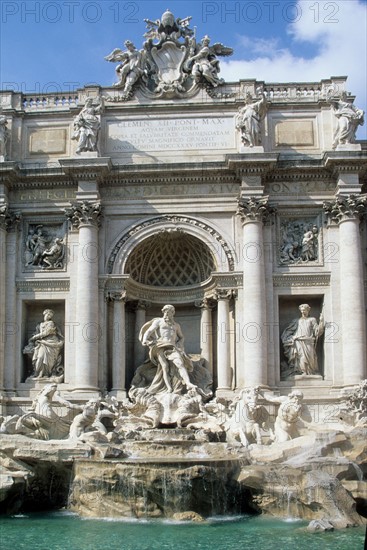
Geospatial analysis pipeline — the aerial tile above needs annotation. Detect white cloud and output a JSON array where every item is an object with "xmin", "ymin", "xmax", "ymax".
[{"xmin": 221, "ymin": 0, "xmax": 367, "ymax": 139}]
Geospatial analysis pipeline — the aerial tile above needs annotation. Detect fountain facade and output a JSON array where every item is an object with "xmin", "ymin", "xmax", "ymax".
[{"xmin": 0, "ymin": 9, "xmax": 366, "ymax": 529}]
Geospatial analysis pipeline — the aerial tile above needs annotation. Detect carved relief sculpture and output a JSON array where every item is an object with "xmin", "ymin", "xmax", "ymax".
[
  {"xmin": 24, "ymin": 225, "xmax": 65, "ymax": 270},
  {"xmin": 279, "ymin": 220, "xmax": 319, "ymax": 264},
  {"xmin": 0, "ymin": 114, "xmax": 9, "ymax": 160},
  {"xmin": 71, "ymin": 97, "xmax": 103, "ymax": 154},
  {"xmin": 281, "ymin": 304, "xmax": 324, "ymax": 378},
  {"xmin": 236, "ymin": 92, "xmax": 268, "ymax": 147},
  {"xmin": 23, "ymin": 309, "xmax": 64, "ymax": 380},
  {"xmin": 329, "ymin": 93, "xmax": 364, "ymax": 148}
]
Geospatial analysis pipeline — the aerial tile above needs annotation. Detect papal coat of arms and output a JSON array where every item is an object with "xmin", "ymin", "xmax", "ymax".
[{"xmin": 105, "ymin": 9, "xmax": 233, "ymax": 100}]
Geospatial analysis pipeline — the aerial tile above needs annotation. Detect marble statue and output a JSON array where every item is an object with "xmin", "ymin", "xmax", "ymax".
[
  {"xmin": 228, "ymin": 386, "xmax": 267, "ymax": 447},
  {"xmin": 187, "ymin": 35, "xmax": 233, "ymax": 88},
  {"xmin": 281, "ymin": 304, "xmax": 324, "ymax": 377},
  {"xmin": 139, "ymin": 305, "xmax": 196, "ymax": 394},
  {"xmin": 23, "ymin": 309, "xmax": 64, "ymax": 379},
  {"xmin": 0, "ymin": 114, "xmax": 9, "ymax": 160},
  {"xmin": 341, "ymin": 380, "xmax": 367, "ymax": 425},
  {"xmin": 71, "ymin": 97, "xmax": 102, "ymax": 153},
  {"xmin": 264, "ymin": 390, "xmax": 304, "ymax": 443},
  {"xmin": 279, "ymin": 220, "xmax": 319, "ymax": 264},
  {"xmin": 105, "ymin": 40, "xmax": 144, "ymax": 96},
  {"xmin": 330, "ymin": 94, "xmax": 364, "ymax": 148},
  {"xmin": 236, "ymin": 93, "xmax": 267, "ymax": 147},
  {"xmin": 15, "ymin": 383, "xmax": 78, "ymax": 440}
]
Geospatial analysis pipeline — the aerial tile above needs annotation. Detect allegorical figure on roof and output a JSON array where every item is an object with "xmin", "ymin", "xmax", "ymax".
[
  {"xmin": 105, "ymin": 40, "xmax": 145, "ymax": 97},
  {"xmin": 330, "ymin": 93, "xmax": 364, "ymax": 148},
  {"xmin": 71, "ymin": 97, "xmax": 103, "ymax": 154},
  {"xmin": 236, "ymin": 92, "xmax": 268, "ymax": 147},
  {"xmin": 186, "ymin": 35, "xmax": 233, "ymax": 88},
  {"xmin": 0, "ymin": 114, "xmax": 9, "ymax": 161}
]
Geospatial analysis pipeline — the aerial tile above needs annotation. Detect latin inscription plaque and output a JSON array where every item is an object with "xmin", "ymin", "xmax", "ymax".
[{"xmin": 107, "ymin": 116, "xmax": 235, "ymax": 153}]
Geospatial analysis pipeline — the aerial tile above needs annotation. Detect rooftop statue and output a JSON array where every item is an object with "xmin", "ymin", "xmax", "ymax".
[
  {"xmin": 0, "ymin": 114, "xmax": 9, "ymax": 161},
  {"xmin": 71, "ymin": 97, "xmax": 103, "ymax": 154},
  {"xmin": 105, "ymin": 40, "xmax": 145, "ymax": 99},
  {"xmin": 236, "ymin": 92, "xmax": 268, "ymax": 147},
  {"xmin": 105, "ymin": 10, "xmax": 233, "ymax": 100},
  {"xmin": 186, "ymin": 35, "xmax": 233, "ymax": 88},
  {"xmin": 329, "ymin": 92, "xmax": 364, "ymax": 149}
]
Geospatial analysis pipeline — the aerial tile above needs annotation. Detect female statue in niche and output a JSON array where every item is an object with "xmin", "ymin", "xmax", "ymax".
[
  {"xmin": 281, "ymin": 303, "xmax": 324, "ymax": 377},
  {"xmin": 23, "ymin": 309, "xmax": 64, "ymax": 379}
]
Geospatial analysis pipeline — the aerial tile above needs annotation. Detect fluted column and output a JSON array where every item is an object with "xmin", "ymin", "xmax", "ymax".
[
  {"xmin": 324, "ymin": 194, "xmax": 367, "ymax": 383},
  {"xmin": 215, "ymin": 289, "xmax": 234, "ymax": 391},
  {"xmin": 195, "ymin": 296, "xmax": 215, "ymax": 374},
  {"xmin": 0, "ymin": 206, "xmax": 20, "ymax": 395},
  {"xmin": 108, "ymin": 291, "xmax": 127, "ymax": 397},
  {"xmin": 133, "ymin": 301, "xmax": 150, "ymax": 368},
  {"xmin": 237, "ymin": 197, "xmax": 273, "ymax": 387},
  {"xmin": 65, "ymin": 201, "xmax": 102, "ymax": 393}
]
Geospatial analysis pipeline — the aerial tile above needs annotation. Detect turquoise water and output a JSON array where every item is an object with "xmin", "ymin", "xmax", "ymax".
[{"xmin": 0, "ymin": 512, "xmax": 365, "ymax": 550}]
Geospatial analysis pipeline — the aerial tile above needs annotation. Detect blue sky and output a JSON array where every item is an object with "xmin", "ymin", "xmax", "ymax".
[{"xmin": 1, "ymin": 0, "xmax": 366, "ymax": 139}]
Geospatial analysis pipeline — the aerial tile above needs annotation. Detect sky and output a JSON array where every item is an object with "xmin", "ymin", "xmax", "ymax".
[{"xmin": 1, "ymin": 0, "xmax": 366, "ymax": 139}]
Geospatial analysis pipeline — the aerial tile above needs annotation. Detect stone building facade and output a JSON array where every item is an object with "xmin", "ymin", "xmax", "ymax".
[{"xmin": 0, "ymin": 12, "xmax": 366, "ymax": 415}]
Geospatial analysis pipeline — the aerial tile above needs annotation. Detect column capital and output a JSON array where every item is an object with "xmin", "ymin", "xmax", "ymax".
[
  {"xmin": 106, "ymin": 290, "xmax": 127, "ymax": 303},
  {"xmin": 195, "ymin": 296, "xmax": 216, "ymax": 310},
  {"xmin": 236, "ymin": 196, "xmax": 275, "ymax": 225},
  {"xmin": 323, "ymin": 194, "xmax": 367, "ymax": 224},
  {"xmin": 65, "ymin": 200, "xmax": 102, "ymax": 229},
  {"xmin": 131, "ymin": 300, "xmax": 151, "ymax": 311},
  {"xmin": 0, "ymin": 204, "xmax": 21, "ymax": 231},
  {"xmin": 214, "ymin": 289, "xmax": 237, "ymax": 301}
]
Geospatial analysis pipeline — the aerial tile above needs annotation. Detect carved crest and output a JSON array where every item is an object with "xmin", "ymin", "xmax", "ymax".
[{"xmin": 105, "ymin": 10, "xmax": 233, "ymax": 100}]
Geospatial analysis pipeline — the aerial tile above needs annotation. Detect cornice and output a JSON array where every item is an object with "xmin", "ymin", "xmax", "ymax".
[
  {"xmin": 16, "ymin": 279, "xmax": 70, "ymax": 292},
  {"xmin": 273, "ymin": 273, "xmax": 331, "ymax": 287}
]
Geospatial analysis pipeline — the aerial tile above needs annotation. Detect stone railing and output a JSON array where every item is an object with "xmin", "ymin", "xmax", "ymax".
[{"xmin": 22, "ymin": 94, "xmax": 79, "ymax": 110}]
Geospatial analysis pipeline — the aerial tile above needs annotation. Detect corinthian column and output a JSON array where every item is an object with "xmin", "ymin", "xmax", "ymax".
[
  {"xmin": 215, "ymin": 289, "xmax": 235, "ymax": 391},
  {"xmin": 324, "ymin": 194, "xmax": 367, "ymax": 383},
  {"xmin": 133, "ymin": 300, "xmax": 150, "ymax": 368},
  {"xmin": 108, "ymin": 291, "xmax": 127, "ymax": 398},
  {"xmin": 195, "ymin": 296, "xmax": 215, "ymax": 374},
  {"xmin": 65, "ymin": 201, "xmax": 102, "ymax": 393},
  {"xmin": 237, "ymin": 196, "xmax": 273, "ymax": 387},
  {"xmin": 0, "ymin": 205, "xmax": 20, "ymax": 396}
]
